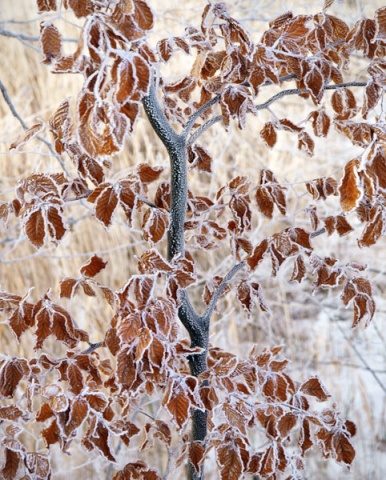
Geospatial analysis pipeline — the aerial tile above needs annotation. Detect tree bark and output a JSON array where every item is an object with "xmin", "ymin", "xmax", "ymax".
[{"xmin": 143, "ymin": 80, "xmax": 209, "ymax": 480}]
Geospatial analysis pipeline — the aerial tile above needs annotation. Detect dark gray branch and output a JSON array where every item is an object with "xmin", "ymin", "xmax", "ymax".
[
  {"xmin": 187, "ymin": 81, "xmax": 368, "ymax": 146},
  {"xmin": 182, "ymin": 95, "xmax": 220, "ymax": 139},
  {"xmin": 142, "ymin": 78, "xmax": 180, "ymax": 150},
  {"xmin": 143, "ymin": 76, "xmax": 209, "ymax": 480},
  {"xmin": 80, "ymin": 341, "xmax": 103, "ymax": 355}
]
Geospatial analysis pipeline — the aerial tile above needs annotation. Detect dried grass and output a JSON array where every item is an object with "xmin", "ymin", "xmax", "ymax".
[{"xmin": 1, "ymin": 0, "xmax": 386, "ymax": 479}]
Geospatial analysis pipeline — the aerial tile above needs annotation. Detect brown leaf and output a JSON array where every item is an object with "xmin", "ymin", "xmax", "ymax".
[
  {"xmin": 188, "ymin": 145, "xmax": 212, "ymax": 173},
  {"xmin": 59, "ymin": 278, "xmax": 78, "ymax": 298},
  {"xmin": 342, "ymin": 277, "xmax": 375, "ymax": 328},
  {"xmin": 279, "ymin": 118, "xmax": 303, "ymax": 133},
  {"xmin": 246, "ymin": 239, "xmax": 269, "ymax": 271},
  {"xmin": 305, "ymin": 204, "xmax": 319, "ymax": 230},
  {"xmin": 163, "ymin": 383, "xmax": 190, "ymax": 429},
  {"xmin": 8, "ymin": 300, "xmax": 34, "ymax": 341},
  {"xmin": 157, "ymin": 38, "xmax": 173, "ymax": 62},
  {"xmin": 335, "ymin": 215, "xmax": 354, "ymax": 236},
  {"xmin": 25, "ymin": 209, "xmax": 45, "ymax": 249},
  {"xmin": 133, "ymin": 0, "xmax": 154, "ymax": 30},
  {"xmin": 1, "ymin": 449, "xmax": 20, "ymax": 480},
  {"xmin": 67, "ymin": 364, "xmax": 84, "ymax": 395},
  {"xmin": 306, "ymin": 176, "xmax": 338, "ymax": 200},
  {"xmin": 134, "ymin": 327, "xmax": 152, "ymax": 362},
  {"xmin": 41, "ymin": 420, "xmax": 60, "ymax": 446},
  {"xmin": 138, "ymin": 249, "xmax": 173, "ymax": 274},
  {"xmin": 10, "ymin": 121, "xmax": 45, "ymax": 151},
  {"xmin": 358, "ymin": 209, "xmax": 383, "ymax": 248},
  {"xmin": 80, "ymin": 255, "xmax": 108, "ymax": 277},
  {"xmin": 217, "ymin": 443, "xmax": 243, "ymax": 480},
  {"xmin": 260, "ymin": 122, "xmax": 277, "ymax": 148},
  {"xmin": 300, "ymin": 377, "xmax": 330, "ymax": 401},
  {"xmin": 331, "ymin": 88, "xmax": 357, "ymax": 120},
  {"xmin": 24, "ymin": 452, "xmax": 50, "ymax": 478},
  {"xmin": 339, "ymin": 159, "xmax": 361, "ymax": 211},
  {"xmin": 67, "ymin": 0, "xmax": 93, "ymax": 17},
  {"xmin": 0, "ymin": 358, "xmax": 27, "ymax": 398},
  {"xmin": 142, "ymin": 208, "xmax": 169, "ymax": 244},
  {"xmin": 37, "ymin": 0, "xmax": 56, "ymax": 12},
  {"xmin": 298, "ymin": 131, "xmax": 315, "ymax": 156},
  {"xmin": 255, "ymin": 187, "xmax": 274, "ymax": 218},
  {"xmin": 46, "ymin": 206, "xmax": 66, "ymax": 243},
  {"xmin": 40, "ymin": 22, "xmax": 61, "ymax": 64},
  {"xmin": 304, "ymin": 66, "xmax": 324, "ymax": 104},
  {"xmin": 291, "ymin": 255, "xmax": 306, "ymax": 283},
  {"xmin": 104, "ymin": 327, "xmax": 120, "ymax": 356},
  {"xmin": 333, "ymin": 432, "xmax": 355, "ymax": 467},
  {"xmin": 362, "ymin": 81, "xmax": 382, "ymax": 118},
  {"xmin": 277, "ymin": 412, "xmax": 298, "ymax": 438},
  {"xmin": 95, "ymin": 185, "xmax": 119, "ymax": 228},
  {"xmin": 299, "ymin": 418, "xmax": 313, "ymax": 454},
  {"xmin": 137, "ymin": 164, "xmax": 164, "ymax": 183},
  {"xmin": 0, "ymin": 405, "xmax": 24, "ymax": 421},
  {"xmin": 308, "ymin": 109, "xmax": 330, "ymax": 137},
  {"xmin": 64, "ymin": 397, "xmax": 89, "ymax": 436},
  {"xmin": 188, "ymin": 442, "xmax": 205, "ymax": 474},
  {"xmin": 36, "ymin": 403, "xmax": 54, "ymax": 422},
  {"xmin": 374, "ymin": 6, "xmax": 386, "ymax": 41},
  {"xmin": 220, "ymin": 85, "xmax": 253, "ymax": 129}
]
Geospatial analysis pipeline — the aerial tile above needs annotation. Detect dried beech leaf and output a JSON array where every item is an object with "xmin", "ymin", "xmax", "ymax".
[
  {"xmin": 37, "ymin": 0, "xmax": 56, "ymax": 12},
  {"xmin": 358, "ymin": 209, "xmax": 383, "ymax": 248},
  {"xmin": 300, "ymin": 377, "xmax": 330, "ymax": 401},
  {"xmin": 298, "ymin": 131, "xmax": 315, "ymax": 156},
  {"xmin": 260, "ymin": 122, "xmax": 277, "ymax": 148},
  {"xmin": 339, "ymin": 159, "xmax": 361, "ymax": 211},
  {"xmin": 0, "ymin": 358, "xmax": 27, "ymax": 398},
  {"xmin": 80, "ymin": 255, "xmax": 108, "ymax": 277},
  {"xmin": 137, "ymin": 164, "xmax": 164, "ymax": 183},
  {"xmin": 25, "ymin": 209, "xmax": 46, "ymax": 249},
  {"xmin": 10, "ymin": 121, "xmax": 45, "ymax": 151},
  {"xmin": 40, "ymin": 22, "xmax": 61, "ymax": 64},
  {"xmin": 143, "ymin": 208, "xmax": 169, "ymax": 244},
  {"xmin": 247, "ymin": 239, "xmax": 269, "ymax": 270}
]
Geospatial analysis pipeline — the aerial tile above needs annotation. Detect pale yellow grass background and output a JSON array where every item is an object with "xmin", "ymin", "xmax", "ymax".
[{"xmin": 0, "ymin": 0, "xmax": 386, "ymax": 479}]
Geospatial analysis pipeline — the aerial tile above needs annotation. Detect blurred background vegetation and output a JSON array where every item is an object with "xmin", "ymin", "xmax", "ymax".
[{"xmin": 0, "ymin": 0, "xmax": 385, "ymax": 478}]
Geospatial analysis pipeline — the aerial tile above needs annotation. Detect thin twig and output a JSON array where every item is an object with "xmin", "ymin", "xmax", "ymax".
[
  {"xmin": 203, "ymin": 260, "xmax": 246, "ymax": 323},
  {"xmin": 334, "ymin": 317, "xmax": 386, "ymax": 394},
  {"xmin": 182, "ymin": 95, "xmax": 220, "ymax": 138},
  {"xmin": 138, "ymin": 195, "xmax": 158, "ymax": 209},
  {"xmin": 66, "ymin": 191, "xmax": 93, "ymax": 202},
  {"xmin": 0, "ymin": 79, "xmax": 28, "ymax": 129},
  {"xmin": 188, "ymin": 115, "xmax": 222, "ymax": 146},
  {"xmin": 310, "ymin": 227, "xmax": 326, "ymax": 238},
  {"xmin": 317, "ymin": 360, "xmax": 386, "ymax": 374},
  {"xmin": 185, "ymin": 74, "xmax": 298, "ymax": 143},
  {"xmin": 80, "ymin": 341, "xmax": 103, "ymax": 355},
  {"xmin": 0, "ymin": 27, "xmax": 78, "ymax": 43},
  {"xmin": 187, "ymin": 81, "xmax": 367, "ymax": 146},
  {"xmin": 0, "ymin": 79, "xmax": 71, "ymax": 176}
]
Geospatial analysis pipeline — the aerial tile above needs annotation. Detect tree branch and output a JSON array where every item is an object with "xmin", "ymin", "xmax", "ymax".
[
  {"xmin": 0, "ymin": 79, "xmax": 71, "ymax": 176},
  {"xmin": 142, "ymin": 75, "xmax": 180, "ymax": 149},
  {"xmin": 0, "ymin": 27, "xmax": 78, "ymax": 43},
  {"xmin": 187, "ymin": 81, "xmax": 368, "ymax": 146},
  {"xmin": 202, "ymin": 261, "xmax": 246, "ymax": 324},
  {"xmin": 182, "ymin": 95, "xmax": 220, "ymax": 139}
]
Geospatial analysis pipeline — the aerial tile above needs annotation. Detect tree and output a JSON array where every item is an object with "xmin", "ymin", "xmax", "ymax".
[{"xmin": 0, "ymin": 0, "xmax": 385, "ymax": 478}]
